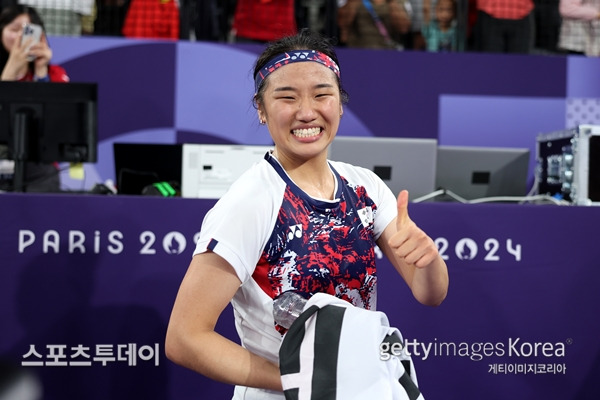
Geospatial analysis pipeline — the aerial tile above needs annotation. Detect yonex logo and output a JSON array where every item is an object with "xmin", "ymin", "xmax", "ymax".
[{"xmin": 288, "ymin": 224, "xmax": 303, "ymax": 241}]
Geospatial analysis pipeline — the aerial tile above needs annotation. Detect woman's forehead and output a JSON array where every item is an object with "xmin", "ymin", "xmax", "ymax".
[{"xmin": 265, "ymin": 62, "xmax": 338, "ymax": 88}]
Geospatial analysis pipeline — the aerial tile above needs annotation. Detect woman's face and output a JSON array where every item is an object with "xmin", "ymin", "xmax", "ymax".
[
  {"xmin": 2, "ymin": 14, "xmax": 30, "ymax": 52},
  {"xmin": 258, "ymin": 61, "xmax": 343, "ymax": 163}
]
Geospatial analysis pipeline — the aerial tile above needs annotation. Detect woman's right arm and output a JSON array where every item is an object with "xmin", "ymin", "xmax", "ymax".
[{"xmin": 165, "ymin": 251, "xmax": 283, "ymax": 391}]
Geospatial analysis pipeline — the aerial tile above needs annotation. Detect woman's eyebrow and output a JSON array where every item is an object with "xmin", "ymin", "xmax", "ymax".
[
  {"xmin": 315, "ymin": 83, "xmax": 335, "ymax": 89},
  {"xmin": 273, "ymin": 83, "xmax": 335, "ymax": 92},
  {"xmin": 273, "ymin": 86, "xmax": 296, "ymax": 92}
]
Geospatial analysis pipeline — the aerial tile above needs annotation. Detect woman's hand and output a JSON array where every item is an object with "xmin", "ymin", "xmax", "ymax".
[
  {"xmin": 30, "ymin": 34, "xmax": 52, "ymax": 79},
  {"xmin": 1, "ymin": 29, "xmax": 29, "ymax": 81},
  {"xmin": 378, "ymin": 190, "xmax": 449, "ymax": 306}
]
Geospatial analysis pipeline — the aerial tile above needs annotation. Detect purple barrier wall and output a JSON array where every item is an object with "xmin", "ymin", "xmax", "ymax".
[{"xmin": 1, "ymin": 193, "xmax": 599, "ymax": 399}]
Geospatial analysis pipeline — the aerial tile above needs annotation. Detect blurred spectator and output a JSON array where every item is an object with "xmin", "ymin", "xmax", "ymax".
[
  {"xmin": 472, "ymin": 0, "xmax": 534, "ymax": 53},
  {"xmin": 405, "ymin": 0, "xmax": 427, "ymax": 50},
  {"xmin": 122, "ymin": 0, "xmax": 179, "ymax": 39},
  {"xmin": 230, "ymin": 0, "xmax": 297, "ymax": 43},
  {"xmin": 1, "ymin": 5, "xmax": 68, "ymax": 82},
  {"xmin": 422, "ymin": 0, "xmax": 457, "ymax": 51},
  {"xmin": 18, "ymin": 0, "xmax": 94, "ymax": 36},
  {"xmin": 337, "ymin": 0, "xmax": 411, "ymax": 49},
  {"xmin": 296, "ymin": 0, "xmax": 340, "ymax": 40},
  {"xmin": 185, "ymin": 0, "xmax": 235, "ymax": 41},
  {"xmin": 80, "ymin": 2, "xmax": 95, "ymax": 35},
  {"xmin": 557, "ymin": 0, "xmax": 600, "ymax": 55},
  {"xmin": 533, "ymin": 0, "xmax": 562, "ymax": 53},
  {"xmin": 94, "ymin": 0, "xmax": 130, "ymax": 36}
]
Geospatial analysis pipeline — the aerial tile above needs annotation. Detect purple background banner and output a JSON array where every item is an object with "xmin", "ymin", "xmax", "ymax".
[{"xmin": 1, "ymin": 193, "xmax": 599, "ymax": 399}]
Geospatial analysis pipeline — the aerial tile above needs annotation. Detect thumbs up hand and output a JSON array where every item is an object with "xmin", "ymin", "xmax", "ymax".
[{"xmin": 389, "ymin": 190, "xmax": 439, "ymax": 269}]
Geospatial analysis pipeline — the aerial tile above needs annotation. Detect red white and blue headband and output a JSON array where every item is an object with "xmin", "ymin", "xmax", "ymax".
[{"xmin": 254, "ymin": 50, "xmax": 341, "ymax": 93}]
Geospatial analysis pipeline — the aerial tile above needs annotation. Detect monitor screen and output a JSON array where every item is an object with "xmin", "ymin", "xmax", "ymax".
[
  {"xmin": 181, "ymin": 144, "xmax": 273, "ymax": 199},
  {"xmin": 327, "ymin": 136, "xmax": 438, "ymax": 199},
  {"xmin": 435, "ymin": 145, "xmax": 530, "ymax": 200},
  {"xmin": 113, "ymin": 143, "xmax": 183, "ymax": 195},
  {"xmin": 0, "ymin": 81, "xmax": 97, "ymax": 164}
]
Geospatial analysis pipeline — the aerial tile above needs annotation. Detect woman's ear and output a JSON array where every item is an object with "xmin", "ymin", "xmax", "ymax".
[{"xmin": 257, "ymin": 109, "xmax": 266, "ymax": 125}]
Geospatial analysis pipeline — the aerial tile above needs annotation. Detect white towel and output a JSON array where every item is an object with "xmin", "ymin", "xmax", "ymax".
[{"xmin": 279, "ymin": 293, "xmax": 424, "ymax": 400}]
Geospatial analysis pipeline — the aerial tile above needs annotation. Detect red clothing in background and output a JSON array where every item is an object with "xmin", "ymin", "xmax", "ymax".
[
  {"xmin": 477, "ymin": 0, "xmax": 534, "ymax": 19},
  {"xmin": 122, "ymin": 0, "xmax": 180, "ymax": 39},
  {"xmin": 232, "ymin": 0, "xmax": 297, "ymax": 42},
  {"xmin": 18, "ymin": 65, "xmax": 69, "ymax": 82}
]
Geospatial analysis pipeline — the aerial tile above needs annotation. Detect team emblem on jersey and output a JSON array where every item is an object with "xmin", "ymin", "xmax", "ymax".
[{"xmin": 357, "ymin": 206, "xmax": 373, "ymax": 228}]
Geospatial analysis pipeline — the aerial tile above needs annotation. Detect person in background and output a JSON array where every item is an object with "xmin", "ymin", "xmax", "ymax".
[
  {"xmin": 122, "ymin": 0, "xmax": 179, "ymax": 39},
  {"xmin": 17, "ymin": 0, "xmax": 94, "ymax": 36},
  {"xmin": 473, "ymin": 0, "xmax": 534, "ymax": 53},
  {"xmin": 532, "ymin": 0, "xmax": 563, "ymax": 54},
  {"xmin": 230, "ymin": 0, "xmax": 297, "ymax": 43},
  {"xmin": 165, "ymin": 29, "xmax": 448, "ymax": 399},
  {"xmin": 405, "ymin": 0, "xmax": 428, "ymax": 50},
  {"xmin": 422, "ymin": 0, "xmax": 458, "ymax": 51},
  {"xmin": 338, "ymin": 0, "xmax": 412, "ymax": 49},
  {"xmin": 93, "ymin": 0, "xmax": 130, "ymax": 37},
  {"xmin": 557, "ymin": 0, "xmax": 600, "ymax": 55},
  {"xmin": 1, "ymin": 5, "xmax": 68, "ymax": 81},
  {"xmin": 0, "ymin": 4, "xmax": 68, "ymax": 192}
]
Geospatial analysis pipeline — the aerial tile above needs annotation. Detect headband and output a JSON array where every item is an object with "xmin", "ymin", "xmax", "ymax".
[{"xmin": 254, "ymin": 50, "xmax": 341, "ymax": 93}]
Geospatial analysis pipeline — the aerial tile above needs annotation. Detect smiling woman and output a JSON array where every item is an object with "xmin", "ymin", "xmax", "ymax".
[{"xmin": 165, "ymin": 28, "xmax": 448, "ymax": 400}]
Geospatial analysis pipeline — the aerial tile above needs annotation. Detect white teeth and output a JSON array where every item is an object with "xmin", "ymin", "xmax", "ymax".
[{"xmin": 292, "ymin": 127, "xmax": 321, "ymax": 137}]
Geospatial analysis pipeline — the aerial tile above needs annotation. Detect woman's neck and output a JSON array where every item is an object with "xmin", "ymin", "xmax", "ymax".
[{"xmin": 273, "ymin": 150, "xmax": 335, "ymax": 200}]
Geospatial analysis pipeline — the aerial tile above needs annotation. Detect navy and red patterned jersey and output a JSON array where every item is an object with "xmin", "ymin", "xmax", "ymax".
[
  {"xmin": 194, "ymin": 151, "xmax": 397, "ymax": 379},
  {"xmin": 254, "ymin": 155, "xmax": 379, "ymax": 314}
]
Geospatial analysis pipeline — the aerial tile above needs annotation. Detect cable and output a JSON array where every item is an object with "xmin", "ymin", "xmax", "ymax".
[
  {"xmin": 411, "ymin": 188, "xmax": 572, "ymax": 206},
  {"xmin": 468, "ymin": 195, "xmax": 571, "ymax": 205},
  {"xmin": 411, "ymin": 189, "xmax": 469, "ymax": 204},
  {"xmin": 411, "ymin": 189, "xmax": 448, "ymax": 203}
]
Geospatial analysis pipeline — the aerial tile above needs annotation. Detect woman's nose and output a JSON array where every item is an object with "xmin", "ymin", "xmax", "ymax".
[{"xmin": 296, "ymin": 97, "xmax": 318, "ymax": 121}]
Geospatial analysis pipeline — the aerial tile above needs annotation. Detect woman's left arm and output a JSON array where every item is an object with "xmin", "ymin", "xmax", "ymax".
[{"xmin": 377, "ymin": 190, "xmax": 449, "ymax": 306}]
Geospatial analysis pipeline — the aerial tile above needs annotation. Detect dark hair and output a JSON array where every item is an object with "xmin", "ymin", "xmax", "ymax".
[
  {"xmin": 436, "ymin": 0, "xmax": 457, "ymax": 14},
  {"xmin": 0, "ymin": 5, "xmax": 46, "ymax": 70},
  {"xmin": 253, "ymin": 29, "xmax": 349, "ymax": 107}
]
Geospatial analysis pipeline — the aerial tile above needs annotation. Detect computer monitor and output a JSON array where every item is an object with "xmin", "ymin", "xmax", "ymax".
[
  {"xmin": 0, "ymin": 81, "xmax": 97, "ymax": 191},
  {"xmin": 181, "ymin": 143, "xmax": 273, "ymax": 199},
  {"xmin": 327, "ymin": 136, "xmax": 438, "ymax": 199},
  {"xmin": 113, "ymin": 143, "xmax": 182, "ymax": 195},
  {"xmin": 435, "ymin": 145, "xmax": 530, "ymax": 200}
]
